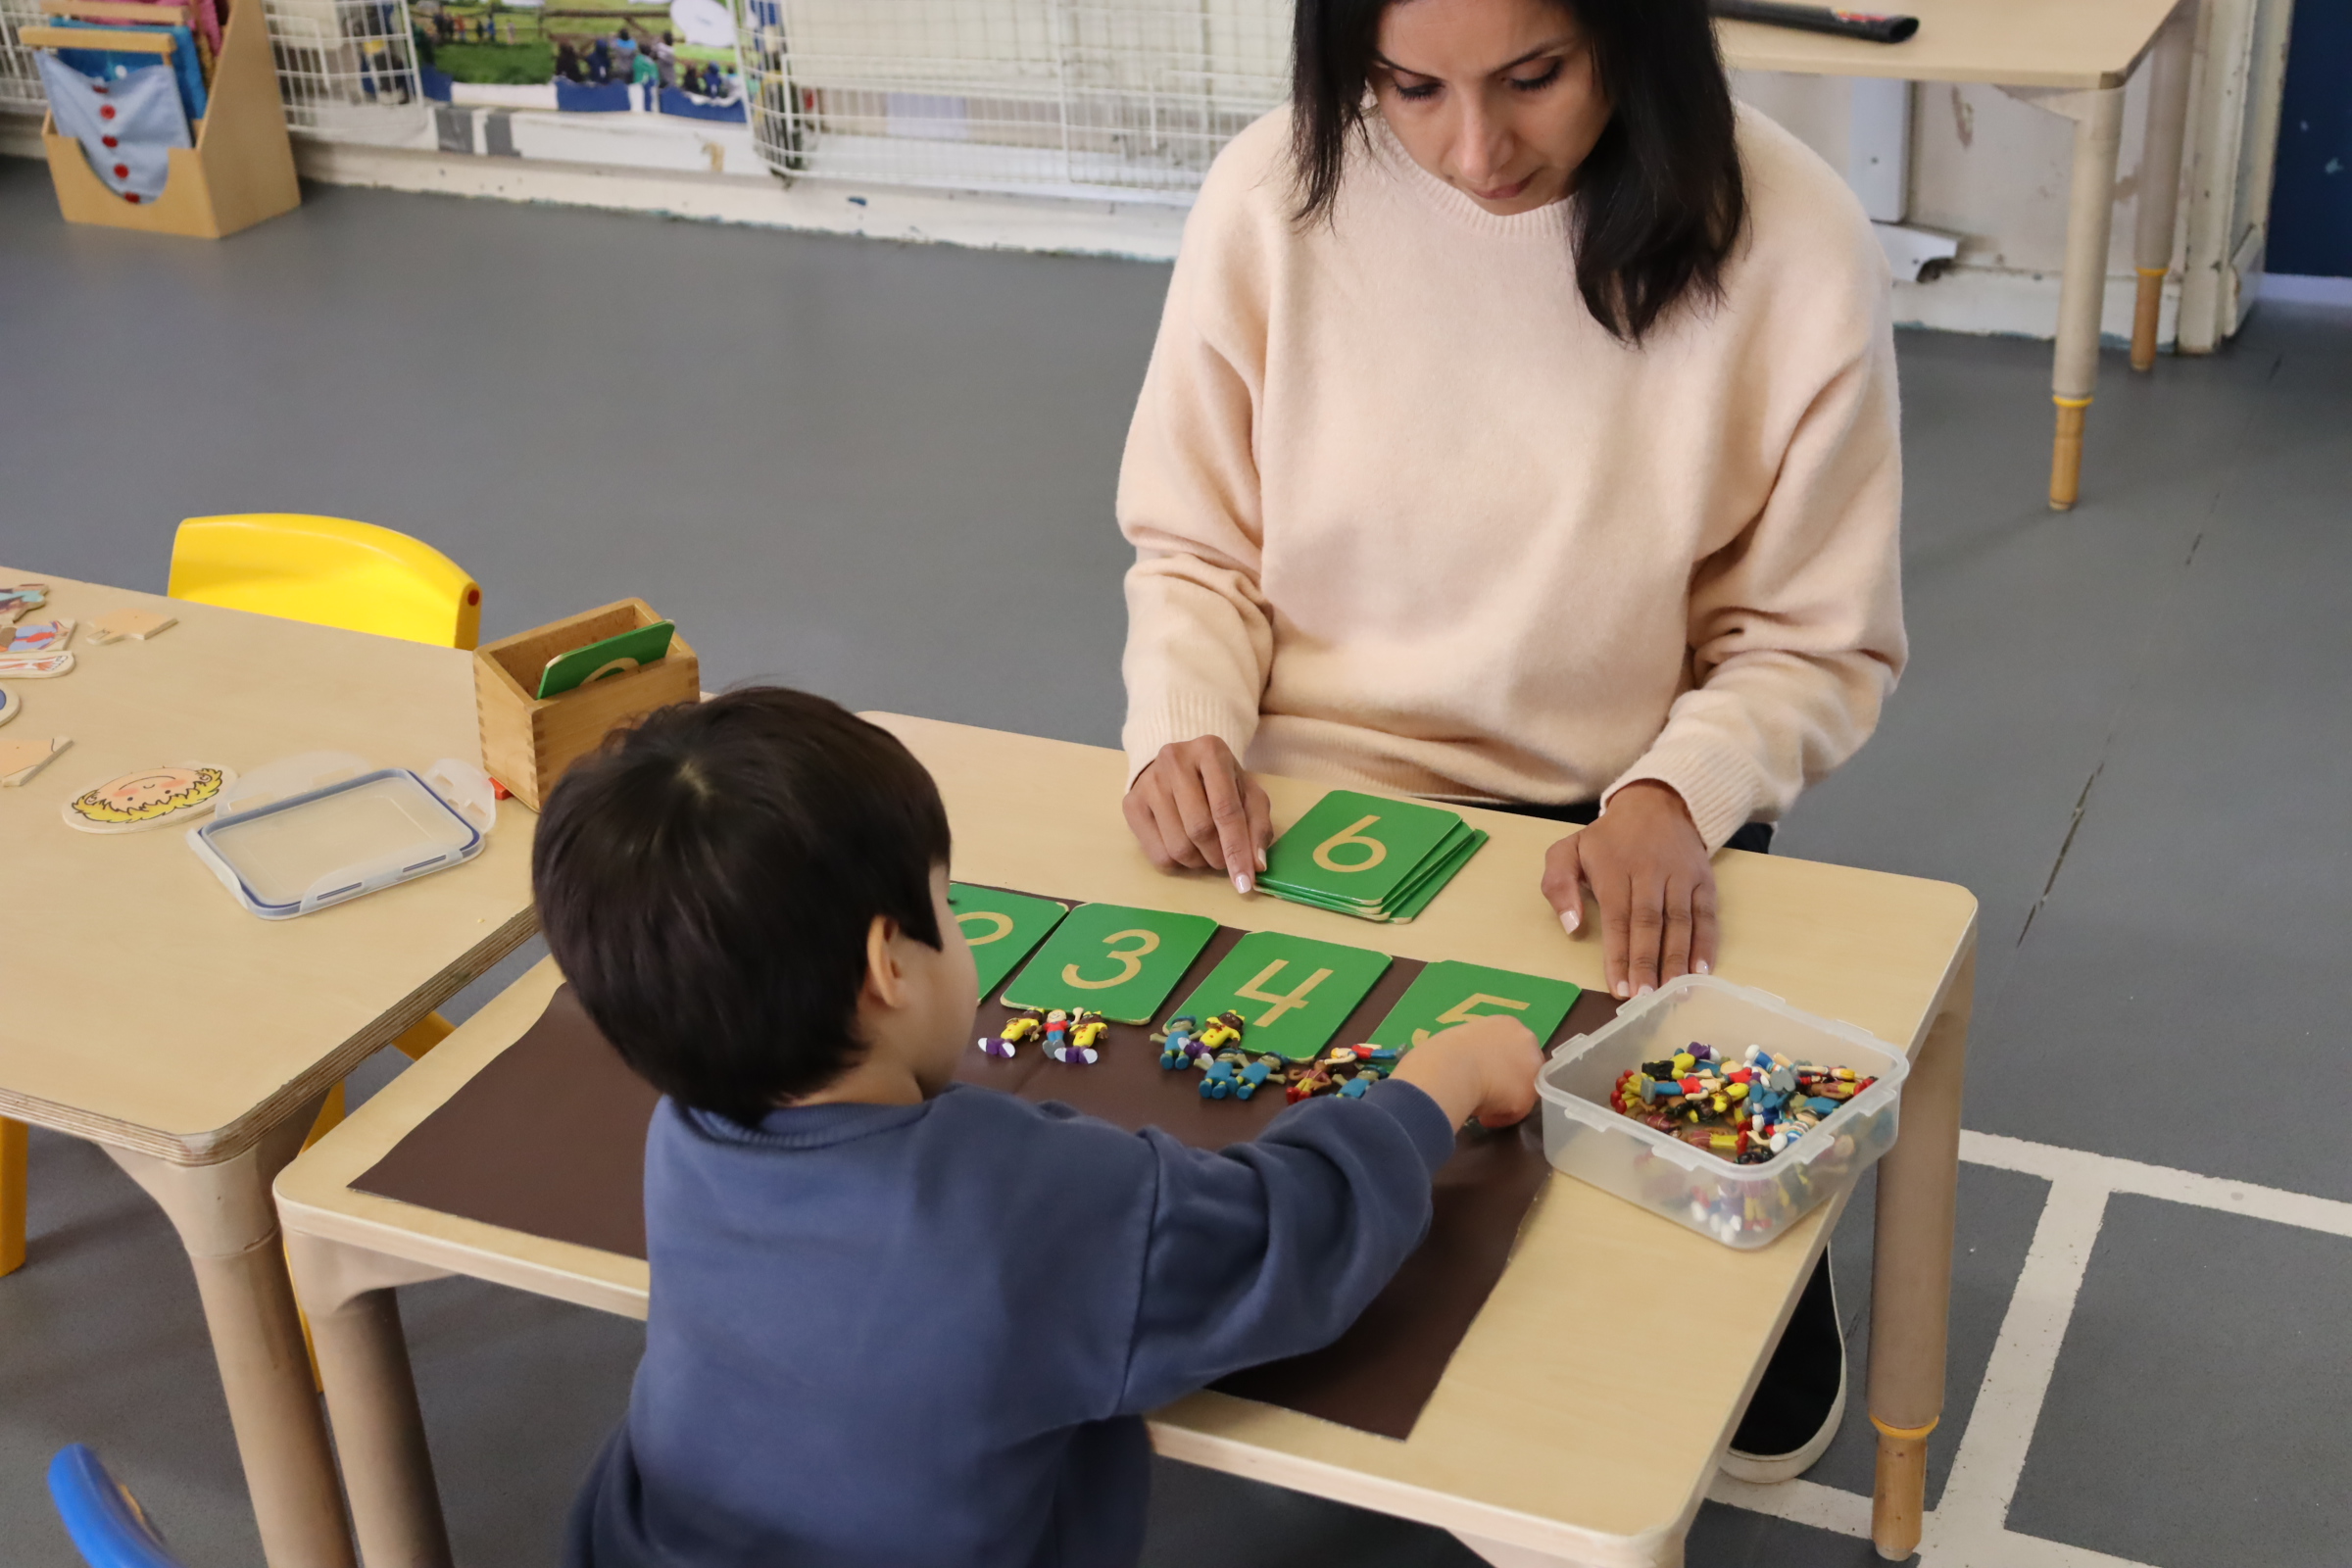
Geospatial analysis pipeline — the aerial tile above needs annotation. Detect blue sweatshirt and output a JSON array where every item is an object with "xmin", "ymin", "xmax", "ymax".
[{"xmin": 566, "ymin": 1078, "xmax": 1457, "ymax": 1568}]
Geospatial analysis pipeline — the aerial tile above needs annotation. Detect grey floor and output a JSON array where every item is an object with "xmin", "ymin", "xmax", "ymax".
[{"xmin": 4, "ymin": 155, "xmax": 2350, "ymax": 1567}]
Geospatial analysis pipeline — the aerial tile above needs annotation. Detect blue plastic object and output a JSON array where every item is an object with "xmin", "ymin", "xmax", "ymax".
[{"xmin": 45, "ymin": 1446, "xmax": 187, "ymax": 1568}]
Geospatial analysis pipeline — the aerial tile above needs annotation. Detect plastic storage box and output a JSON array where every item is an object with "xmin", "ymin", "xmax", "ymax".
[{"xmin": 1536, "ymin": 974, "xmax": 1908, "ymax": 1249}]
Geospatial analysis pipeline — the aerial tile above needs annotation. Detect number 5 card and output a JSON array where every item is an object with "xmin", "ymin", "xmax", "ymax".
[
  {"xmin": 1000, "ymin": 902, "xmax": 1219, "ymax": 1023},
  {"xmin": 1362, "ymin": 960, "xmax": 1582, "ymax": 1053},
  {"xmin": 1167, "ymin": 930, "xmax": 1393, "ymax": 1061},
  {"xmin": 948, "ymin": 884, "xmax": 1070, "ymax": 999}
]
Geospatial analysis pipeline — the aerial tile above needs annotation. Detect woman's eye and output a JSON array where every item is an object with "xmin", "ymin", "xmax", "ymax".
[
  {"xmin": 1395, "ymin": 78, "xmax": 1441, "ymax": 101},
  {"xmin": 1508, "ymin": 60, "xmax": 1564, "ymax": 92}
]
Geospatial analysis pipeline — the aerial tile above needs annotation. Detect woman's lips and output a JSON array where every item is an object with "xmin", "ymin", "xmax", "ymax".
[{"xmin": 1469, "ymin": 174, "xmax": 1533, "ymax": 202}]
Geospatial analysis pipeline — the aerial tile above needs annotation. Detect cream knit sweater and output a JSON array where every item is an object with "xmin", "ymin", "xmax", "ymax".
[{"xmin": 1116, "ymin": 105, "xmax": 1906, "ymax": 852}]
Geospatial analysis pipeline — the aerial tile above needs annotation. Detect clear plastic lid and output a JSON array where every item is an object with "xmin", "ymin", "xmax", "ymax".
[{"xmin": 188, "ymin": 755, "xmax": 496, "ymax": 919}]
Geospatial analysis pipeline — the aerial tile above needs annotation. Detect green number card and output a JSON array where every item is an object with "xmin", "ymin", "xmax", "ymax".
[
  {"xmin": 948, "ymin": 884, "xmax": 1069, "ymax": 1000},
  {"xmin": 1168, "ymin": 930, "xmax": 1393, "ymax": 1061},
  {"xmin": 1000, "ymin": 902, "xmax": 1219, "ymax": 1023},
  {"xmin": 1363, "ymin": 960, "xmax": 1582, "ymax": 1052},
  {"xmin": 1260, "ymin": 790, "xmax": 1468, "ymax": 909}
]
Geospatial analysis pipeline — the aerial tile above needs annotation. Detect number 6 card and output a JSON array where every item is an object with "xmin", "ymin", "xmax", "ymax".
[
  {"xmin": 1000, "ymin": 903, "xmax": 1219, "ymax": 1023},
  {"xmin": 1166, "ymin": 930, "xmax": 1393, "ymax": 1061}
]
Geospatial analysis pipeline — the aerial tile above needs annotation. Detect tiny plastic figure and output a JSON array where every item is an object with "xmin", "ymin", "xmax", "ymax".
[
  {"xmin": 1153, "ymin": 1015, "xmax": 1200, "ymax": 1070},
  {"xmin": 983, "ymin": 1008, "xmax": 1045, "ymax": 1058},
  {"xmin": 1068, "ymin": 1012, "xmax": 1109, "ymax": 1052}
]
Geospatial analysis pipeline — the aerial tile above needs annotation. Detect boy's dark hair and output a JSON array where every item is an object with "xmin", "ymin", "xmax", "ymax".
[
  {"xmin": 533, "ymin": 687, "xmax": 953, "ymax": 1125},
  {"xmin": 1290, "ymin": 0, "xmax": 1745, "ymax": 344}
]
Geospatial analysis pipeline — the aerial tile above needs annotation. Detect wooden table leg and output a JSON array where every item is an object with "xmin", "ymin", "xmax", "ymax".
[
  {"xmin": 2045, "ymin": 85, "xmax": 2127, "ymax": 511},
  {"xmin": 1, "ymin": 1116, "xmax": 26, "ymax": 1276},
  {"xmin": 286, "ymin": 1231, "xmax": 458, "ymax": 1568},
  {"xmin": 1866, "ymin": 942, "xmax": 1975, "ymax": 1559},
  {"xmin": 105, "ymin": 1108, "xmax": 358, "ymax": 1568},
  {"xmin": 2131, "ymin": 2, "xmax": 2200, "ymax": 372}
]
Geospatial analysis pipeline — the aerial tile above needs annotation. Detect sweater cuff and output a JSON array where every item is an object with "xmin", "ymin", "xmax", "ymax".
[
  {"xmin": 1361, "ymin": 1079, "xmax": 1458, "ymax": 1178},
  {"xmin": 1604, "ymin": 737, "xmax": 1763, "ymax": 854},
  {"xmin": 1121, "ymin": 691, "xmax": 1261, "ymax": 790}
]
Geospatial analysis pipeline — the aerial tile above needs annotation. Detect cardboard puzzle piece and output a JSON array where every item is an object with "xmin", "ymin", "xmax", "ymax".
[
  {"xmin": 1001, "ymin": 902, "xmax": 1218, "ymax": 1024},
  {"xmin": 61, "ymin": 761, "xmax": 235, "ymax": 833},
  {"xmin": 1168, "ymin": 929, "xmax": 1394, "ymax": 1061},
  {"xmin": 0, "ymin": 735, "xmax": 71, "ymax": 788},
  {"xmin": 948, "ymin": 883, "xmax": 1070, "ymax": 1000},
  {"xmin": 0, "ymin": 583, "xmax": 49, "ymax": 624},
  {"xmin": 0, "ymin": 653, "xmax": 74, "ymax": 679},
  {"xmin": 86, "ymin": 607, "xmax": 178, "ymax": 645}
]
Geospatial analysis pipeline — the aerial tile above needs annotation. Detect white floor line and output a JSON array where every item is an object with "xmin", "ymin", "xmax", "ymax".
[
  {"xmin": 1705, "ymin": 1474, "xmax": 1872, "ymax": 1538},
  {"xmin": 1930, "ymin": 1173, "xmax": 2110, "ymax": 1536},
  {"xmin": 1960, "ymin": 1129, "xmax": 2352, "ymax": 1241}
]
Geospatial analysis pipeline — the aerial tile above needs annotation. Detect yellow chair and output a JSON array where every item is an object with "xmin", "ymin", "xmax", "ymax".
[{"xmin": 0, "ymin": 516, "xmax": 482, "ymax": 1282}]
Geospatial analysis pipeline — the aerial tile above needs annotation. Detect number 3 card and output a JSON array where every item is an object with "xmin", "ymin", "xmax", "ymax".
[
  {"xmin": 948, "ymin": 884, "xmax": 1070, "ymax": 999},
  {"xmin": 1167, "ymin": 930, "xmax": 1393, "ymax": 1061},
  {"xmin": 1000, "ymin": 902, "xmax": 1219, "ymax": 1023},
  {"xmin": 1363, "ymin": 960, "xmax": 1582, "ymax": 1053}
]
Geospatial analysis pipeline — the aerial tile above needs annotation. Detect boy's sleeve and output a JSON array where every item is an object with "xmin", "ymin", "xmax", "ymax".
[{"xmin": 1111, "ymin": 1079, "xmax": 1458, "ymax": 1414}]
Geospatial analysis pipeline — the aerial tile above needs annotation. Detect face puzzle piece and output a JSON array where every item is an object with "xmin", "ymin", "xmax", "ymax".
[
  {"xmin": 1260, "ymin": 790, "xmax": 1467, "ymax": 908},
  {"xmin": 1363, "ymin": 960, "xmax": 1583, "ymax": 1054},
  {"xmin": 0, "ymin": 653, "xmax": 74, "ymax": 679},
  {"xmin": 1168, "ymin": 929, "xmax": 1394, "ymax": 1061},
  {"xmin": 948, "ymin": 883, "xmax": 1069, "ymax": 1000},
  {"xmin": 1000, "ymin": 902, "xmax": 1218, "ymax": 1024},
  {"xmin": 61, "ymin": 761, "xmax": 236, "ymax": 834}
]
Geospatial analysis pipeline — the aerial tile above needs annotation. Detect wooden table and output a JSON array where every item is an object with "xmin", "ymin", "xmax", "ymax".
[
  {"xmin": 1719, "ymin": 0, "xmax": 2201, "ymax": 510},
  {"xmin": 276, "ymin": 713, "xmax": 1977, "ymax": 1565},
  {"xmin": 0, "ymin": 570, "xmax": 539, "ymax": 1568}
]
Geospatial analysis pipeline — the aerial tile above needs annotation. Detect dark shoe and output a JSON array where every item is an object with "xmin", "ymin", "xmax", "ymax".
[{"xmin": 1722, "ymin": 1248, "xmax": 1846, "ymax": 1483}]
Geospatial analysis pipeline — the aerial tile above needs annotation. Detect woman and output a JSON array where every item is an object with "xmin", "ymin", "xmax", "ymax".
[{"xmin": 1115, "ymin": 0, "xmax": 1902, "ymax": 1482}]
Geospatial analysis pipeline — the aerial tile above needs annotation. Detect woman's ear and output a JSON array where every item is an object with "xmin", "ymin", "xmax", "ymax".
[{"xmin": 862, "ymin": 912, "xmax": 908, "ymax": 1009}]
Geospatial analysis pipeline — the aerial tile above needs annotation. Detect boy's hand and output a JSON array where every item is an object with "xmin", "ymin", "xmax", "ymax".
[{"xmin": 1389, "ymin": 1013, "xmax": 1544, "ymax": 1130}]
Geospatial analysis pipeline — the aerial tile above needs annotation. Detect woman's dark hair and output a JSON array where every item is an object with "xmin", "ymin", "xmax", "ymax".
[
  {"xmin": 1291, "ymin": 0, "xmax": 1745, "ymax": 342},
  {"xmin": 533, "ymin": 686, "xmax": 952, "ymax": 1125}
]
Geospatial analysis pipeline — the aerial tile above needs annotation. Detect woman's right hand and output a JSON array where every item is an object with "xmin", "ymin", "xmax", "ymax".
[{"xmin": 1122, "ymin": 736, "xmax": 1273, "ymax": 894}]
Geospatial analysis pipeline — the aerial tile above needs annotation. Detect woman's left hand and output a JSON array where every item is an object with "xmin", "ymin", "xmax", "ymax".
[{"xmin": 1540, "ymin": 782, "xmax": 1717, "ymax": 1000}]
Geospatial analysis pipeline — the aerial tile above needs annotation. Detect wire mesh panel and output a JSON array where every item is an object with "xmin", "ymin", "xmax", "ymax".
[
  {"xmin": 1, "ymin": 0, "xmax": 49, "ymax": 115},
  {"xmin": 264, "ymin": 0, "xmax": 431, "ymax": 143},
  {"xmin": 738, "ymin": 0, "xmax": 1289, "ymax": 202}
]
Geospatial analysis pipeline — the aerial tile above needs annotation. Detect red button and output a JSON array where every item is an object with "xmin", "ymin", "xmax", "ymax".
[
  {"xmin": 102, "ymin": 134, "xmax": 118, "ymax": 148},
  {"xmin": 124, "ymin": 192, "xmax": 140, "ymax": 203},
  {"xmin": 100, "ymin": 105, "xmax": 116, "ymax": 120},
  {"xmin": 92, "ymin": 82, "xmax": 108, "ymax": 93},
  {"xmin": 114, "ymin": 164, "xmax": 128, "ymax": 177}
]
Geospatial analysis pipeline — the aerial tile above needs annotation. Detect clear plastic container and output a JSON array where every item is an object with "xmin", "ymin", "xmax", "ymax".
[
  {"xmin": 186, "ymin": 753, "xmax": 497, "ymax": 919},
  {"xmin": 1536, "ymin": 973, "xmax": 1908, "ymax": 1249}
]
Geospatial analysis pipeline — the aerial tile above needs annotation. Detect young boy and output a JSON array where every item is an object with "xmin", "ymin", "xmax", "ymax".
[{"xmin": 535, "ymin": 688, "xmax": 1543, "ymax": 1568}]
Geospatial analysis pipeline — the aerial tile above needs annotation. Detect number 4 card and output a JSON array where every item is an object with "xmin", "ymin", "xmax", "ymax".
[
  {"xmin": 948, "ymin": 884, "xmax": 1070, "ymax": 1000},
  {"xmin": 1167, "ymin": 930, "xmax": 1393, "ymax": 1061},
  {"xmin": 1362, "ymin": 960, "xmax": 1582, "ymax": 1053},
  {"xmin": 1001, "ymin": 903, "xmax": 1219, "ymax": 1024}
]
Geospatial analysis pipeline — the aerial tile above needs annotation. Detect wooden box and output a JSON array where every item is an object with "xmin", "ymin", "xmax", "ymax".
[
  {"xmin": 34, "ymin": 0, "xmax": 301, "ymax": 240},
  {"xmin": 473, "ymin": 600, "xmax": 700, "ymax": 810}
]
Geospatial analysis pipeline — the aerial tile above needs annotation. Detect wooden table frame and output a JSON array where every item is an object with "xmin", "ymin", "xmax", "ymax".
[
  {"xmin": 1721, "ymin": 0, "xmax": 2201, "ymax": 511},
  {"xmin": 0, "ymin": 571, "xmax": 540, "ymax": 1568},
  {"xmin": 277, "ymin": 715, "xmax": 1976, "ymax": 1566}
]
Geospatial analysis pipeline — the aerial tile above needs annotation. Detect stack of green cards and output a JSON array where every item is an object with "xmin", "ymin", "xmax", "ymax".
[{"xmin": 1258, "ymin": 791, "xmax": 1487, "ymax": 923}]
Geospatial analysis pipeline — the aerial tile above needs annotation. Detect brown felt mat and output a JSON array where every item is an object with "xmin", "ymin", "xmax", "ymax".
[{"xmin": 355, "ymin": 914, "xmax": 1620, "ymax": 1441}]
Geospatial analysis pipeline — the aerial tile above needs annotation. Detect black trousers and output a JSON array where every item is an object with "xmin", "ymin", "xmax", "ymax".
[{"xmin": 1482, "ymin": 797, "xmax": 1777, "ymax": 857}]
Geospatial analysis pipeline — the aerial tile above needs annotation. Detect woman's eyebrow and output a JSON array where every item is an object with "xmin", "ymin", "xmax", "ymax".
[{"xmin": 1372, "ymin": 37, "xmax": 1578, "ymax": 79}]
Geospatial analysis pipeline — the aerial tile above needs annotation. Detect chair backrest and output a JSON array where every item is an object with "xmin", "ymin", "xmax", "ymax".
[
  {"xmin": 46, "ymin": 1446, "xmax": 189, "ymax": 1568},
  {"xmin": 169, "ymin": 514, "xmax": 482, "ymax": 651}
]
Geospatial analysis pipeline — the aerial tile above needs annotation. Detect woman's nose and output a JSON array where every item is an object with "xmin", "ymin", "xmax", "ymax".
[{"xmin": 1453, "ymin": 100, "xmax": 1514, "ymax": 187}]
